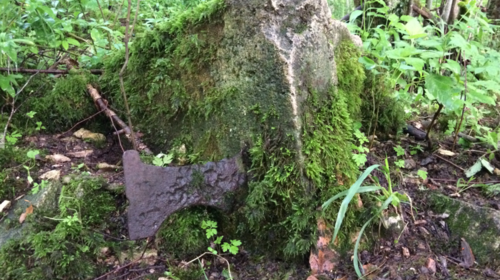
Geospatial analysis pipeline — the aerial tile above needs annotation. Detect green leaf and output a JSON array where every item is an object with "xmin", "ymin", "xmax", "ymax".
[
  {"xmin": 349, "ymin": 10, "xmax": 363, "ymax": 22},
  {"xmin": 91, "ymin": 29, "xmax": 100, "ymax": 42},
  {"xmin": 480, "ymin": 158, "xmax": 495, "ymax": 174},
  {"xmin": 325, "ymin": 164, "xmax": 379, "ymax": 243},
  {"xmin": 465, "ymin": 159, "xmax": 482, "ymax": 178},
  {"xmin": 404, "ymin": 18, "xmax": 426, "ymax": 39},
  {"xmin": 214, "ymin": 236, "xmax": 223, "ymax": 245},
  {"xmin": 417, "ymin": 170, "xmax": 428, "ymax": 180},
  {"xmin": 66, "ymin": 38, "xmax": 80, "ymax": 46},
  {"xmin": 358, "ymin": 56, "xmax": 377, "ymax": 70},
  {"xmin": 62, "ymin": 40, "xmax": 69, "ymax": 50},
  {"xmin": 405, "ymin": 57, "xmax": 425, "ymax": 71},
  {"xmin": 27, "ymin": 150, "xmax": 40, "ymax": 159},
  {"xmin": 449, "ymin": 32, "xmax": 469, "ymax": 49},
  {"xmin": 425, "ymin": 74, "xmax": 461, "ymax": 107},
  {"xmin": 231, "ymin": 239, "xmax": 242, "ymax": 247},
  {"xmin": 443, "ymin": 60, "xmax": 461, "ymax": 75}
]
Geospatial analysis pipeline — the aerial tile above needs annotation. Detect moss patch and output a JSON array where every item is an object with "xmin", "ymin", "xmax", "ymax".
[
  {"xmin": 0, "ymin": 175, "xmax": 123, "ymax": 280},
  {"xmin": 426, "ymin": 192, "xmax": 500, "ymax": 266}
]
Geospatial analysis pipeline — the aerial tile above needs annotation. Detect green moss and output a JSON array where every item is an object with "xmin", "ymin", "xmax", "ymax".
[
  {"xmin": 0, "ymin": 175, "xmax": 120, "ymax": 280},
  {"xmin": 19, "ymin": 70, "xmax": 103, "ymax": 133},
  {"xmin": 335, "ymin": 42, "xmax": 365, "ymax": 121},
  {"xmin": 426, "ymin": 192, "xmax": 500, "ymax": 266},
  {"xmin": 156, "ymin": 207, "xmax": 214, "ymax": 259}
]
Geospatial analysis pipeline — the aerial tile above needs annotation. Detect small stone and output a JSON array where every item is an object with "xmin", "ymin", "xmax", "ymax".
[
  {"xmin": 420, "ymin": 266, "xmax": 429, "ymax": 274},
  {"xmin": 404, "ymin": 158, "xmax": 417, "ymax": 169},
  {"xmin": 426, "ymin": 258, "xmax": 436, "ymax": 274},
  {"xmin": 0, "ymin": 200, "xmax": 11, "ymax": 212},
  {"xmin": 420, "ymin": 156, "xmax": 435, "ymax": 166}
]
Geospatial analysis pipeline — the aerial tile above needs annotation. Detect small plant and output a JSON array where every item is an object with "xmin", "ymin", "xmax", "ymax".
[
  {"xmin": 152, "ymin": 152, "xmax": 174, "ymax": 167},
  {"xmin": 323, "ymin": 158, "xmax": 409, "ymax": 278},
  {"xmin": 201, "ymin": 220, "xmax": 241, "ymax": 255},
  {"xmin": 394, "ymin": 145, "xmax": 405, "ymax": 168},
  {"xmin": 417, "ymin": 169, "xmax": 428, "ymax": 180},
  {"xmin": 410, "ymin": 144, "xmax": 423, "ymax": 155},
  {"xmin": 352, "ymin": 123, "xmax": 369, "ymax": 167},
  {"xmin": 178, "ymin": 220, "xmax": 242, "ymax": 280}
]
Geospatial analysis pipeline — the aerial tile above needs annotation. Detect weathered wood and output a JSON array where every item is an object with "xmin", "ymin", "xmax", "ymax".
[{"xmin": 0, "ymin": 67, "xmax": 103, "ymax": 75}]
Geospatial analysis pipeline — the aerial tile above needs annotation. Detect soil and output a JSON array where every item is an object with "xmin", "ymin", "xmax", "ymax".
[{"xmin": 7, "ymin": 125, "xmax": 500, "ymax": 280}]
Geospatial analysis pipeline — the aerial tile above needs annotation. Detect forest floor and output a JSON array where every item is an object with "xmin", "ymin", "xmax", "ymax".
[{"xmin": 3, "ymin": 120, "xmax": 500, "ymax": 280}]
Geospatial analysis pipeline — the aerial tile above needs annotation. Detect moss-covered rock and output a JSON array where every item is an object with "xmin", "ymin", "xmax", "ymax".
[
  {"xmin": 426, "ymin": 192, "xmax": 500, "ymax": 266},
  {"xmin": 101, "ymin": 0, "xmax": 365, "ymax": 258}
]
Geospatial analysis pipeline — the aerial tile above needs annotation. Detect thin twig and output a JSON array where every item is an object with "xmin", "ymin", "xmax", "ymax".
[
  {"xmin": 58, "ymin": 108, "xmax": 106, "ymax": 137},
  {"xmin": 433, "ymin": 154, "xmax": 465, "ymax": 172},
  {"xmin": 118, "ymin": 0, "xmax": 139, "ymax": 150},
  {"xmin": 452, "ymin": 63, "xmax": 467, "ymax": 151},
  {"xmin": 181, "ymin": 252, "xmax": 234, "ymax": 280},
  {"xmin": 426, "ymin": 103, "xmax": 443, "ymax": 149},
  {"xmin": 2, "ymin": 71, "xmax": 39, "ymax": 145},
  {"xmin": 93, "ymin": 239, "xmax": 151, "ymax": 280},
  {"xmin": 110, "ymin": 115, "xmax": 125, "ymax": 153},
  {"xmin": 0, "ymin": 67, "xmax": 103, "ymax": 74}
]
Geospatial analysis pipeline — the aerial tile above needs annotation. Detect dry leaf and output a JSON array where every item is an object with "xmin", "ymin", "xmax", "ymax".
[
  {"xmin": 437, "ymin": 148, "xmax": 456, "ymax": 156},
  {"xmin": 0, "ymin": 200, "xmax": 11, "ymax": 212},
  {"xmin": 25, "ymin": 204, "xmax": 33, "ymax": 215},
  {"xmin": 19, "ymin": 212, "xmax": 27, "ymax": 224},
  {"xmin": 67, "ymin": 150, "xmax": 93, "ymax": 158},
  {"xmin": 39, "ymin": 169, "xmax": 61, "ymax": 180},
  {"xmin": 46, "ymin": 154, "xmax": 71, "ymax": 163}
]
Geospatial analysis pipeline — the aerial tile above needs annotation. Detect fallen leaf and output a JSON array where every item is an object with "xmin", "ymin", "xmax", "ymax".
[
  {"xmin": 46, "ymin": 154, "xmax": 71, "ymax": 163},
  {"xmin": 480, "ymin": 158, "xmax": 495, "ymax": 174},
  {"xmin": 437, "ymin": 148, "xmax": 456, "ymax": 156},
  {"xmin": 426, "ymin": 258, "xmax": 436, "ymax": 274},
  {"xmin": 96, "ymin": 162, "xmax": 121, "ymax": 171},
  {"xmin": 19, "ymin": 212, "xmax": 27, "ymax": 223},
  {"xmin": 402, "ymin": 247, "xmax": 410, "ymax": 258},
  {"xmin": 25, "ymin": 200, "xmax": 33, "ymax": 215},
  {"xmin": 0, "ymin": 200, "xmax": 11, "ymax": 212},
  {"xmin": 67, "ymin": 150, "xmax": 93, "ymax": 158},
  {"xmin": 459, "ymin": 238, "xmax": 475, "ymax": 268},
  {"xmin": 466, "ymin": 159, "xmax": 483, "ymax": 178},
  {"xmin": 39, "ymin": 169, "xmax": 61, "ymax": 180}
]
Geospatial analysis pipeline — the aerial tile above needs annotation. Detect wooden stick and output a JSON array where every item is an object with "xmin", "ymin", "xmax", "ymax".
[
  {"xmin": 0, "ymin": 67, "xmax": 103, "ymax": 74},
  {"xmin": 86, "ymin": 84, "xmax": 152, "ymax": 155}
]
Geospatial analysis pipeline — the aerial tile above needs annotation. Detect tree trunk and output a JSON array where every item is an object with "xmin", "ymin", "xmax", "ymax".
[{"xmin": 101, "ymin": 0, "xmax": 365, "ymax": 260}]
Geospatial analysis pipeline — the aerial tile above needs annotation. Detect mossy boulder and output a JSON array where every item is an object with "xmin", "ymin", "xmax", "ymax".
[
  {"xmin": 102, "ymin": 0, "xmax": 366, "ymax": 258},
  {"xmin": 426, "ymin": 192, "xmax": 500, "ymax": 266}
]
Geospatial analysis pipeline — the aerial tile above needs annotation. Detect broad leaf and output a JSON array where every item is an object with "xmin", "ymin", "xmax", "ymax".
[
  {"xmin": 465, "ymin": 159, "xmax": 482, "ymax": 178},
  {"xmin": 425, "ymin": 74, "xmax": 462, "ymax": 109}
]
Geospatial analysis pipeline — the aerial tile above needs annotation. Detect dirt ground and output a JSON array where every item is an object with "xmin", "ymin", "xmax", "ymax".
[{"xmin": 12, "ymin": 125, "xmax": 500, "ymax": 280}]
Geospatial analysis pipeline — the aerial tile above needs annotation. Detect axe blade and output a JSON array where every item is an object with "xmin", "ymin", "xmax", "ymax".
[{"xmin": 123, "ymin": 150, "xmax": 246, "ymax": 240}]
